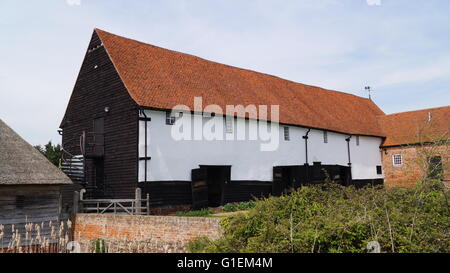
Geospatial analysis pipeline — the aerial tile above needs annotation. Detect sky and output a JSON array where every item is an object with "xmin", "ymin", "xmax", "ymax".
[{"xmin": 0, "ymin": 0, "xmax": 449, "ymax": 145}]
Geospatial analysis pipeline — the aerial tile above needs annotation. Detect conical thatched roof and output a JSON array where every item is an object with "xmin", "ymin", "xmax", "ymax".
[{"xmin": 0, "ymin": 119, "xmax": 72, "ymax": 185}]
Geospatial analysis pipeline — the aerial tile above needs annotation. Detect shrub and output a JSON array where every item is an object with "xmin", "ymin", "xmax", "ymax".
[
  {"xmin": 187, "ymin": 237, "xmax": 215, "ymax": 253},
  {"xmin": 221, "ymin": 201, "xmax": 256, "ymax": 213},
  {"xmin": 189, "ymin": 181, "xmax": 450, "ymax": 253},
  {"xmin": 221, "ymin": 203, "xmax": 238, "ymax": 213}
]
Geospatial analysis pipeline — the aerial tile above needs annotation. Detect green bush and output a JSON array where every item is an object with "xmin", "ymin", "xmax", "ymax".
[
  {"xmin": 237, "ymin": 201, "xmax": 256, "ymax": 211},
  {"xmin": 221, "ymin": 201, "xmax": 256, "ymax": 212},
  {"xmin": 221, "ymin": 203, "xmax": 238, "ymax": 212},
  {"xmin": 189, "ymin": 180, "xmax": 450, "ymax": 253}
]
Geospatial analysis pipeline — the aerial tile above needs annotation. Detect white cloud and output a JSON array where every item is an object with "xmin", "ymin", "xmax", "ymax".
[
  {"xmin": 1, "ymin": 0, "xmax": 449, "ymax": 145},
  {"xmin": 66, "ymin": 0, "xmax": 81, "ymax": 6},
  {"xmin": 367, "ymin": 0, "xmax": 381, "ymax": 6},
  {"xmin": 378, "ymin": 57, "xmax": 450, "ymax": 87}
]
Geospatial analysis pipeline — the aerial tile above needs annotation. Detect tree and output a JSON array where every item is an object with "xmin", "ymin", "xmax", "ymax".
[{"xmin": 34, "ymin": 141, "xmax": 62, "ymax": 167}]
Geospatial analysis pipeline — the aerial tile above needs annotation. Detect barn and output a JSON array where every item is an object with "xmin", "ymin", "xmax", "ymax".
[
  {"xmin": 0, "ymin": 119, "xmax": 72, "ymax": 249},
  {"xmin": 60, "ymin": 29, "xmax": 387, "ymax": 211}
]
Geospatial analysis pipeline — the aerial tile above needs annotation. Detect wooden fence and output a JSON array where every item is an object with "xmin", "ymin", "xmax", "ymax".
[{"xmin": 73, "ymin": 188, "xmax": 150, "ymax": 216}]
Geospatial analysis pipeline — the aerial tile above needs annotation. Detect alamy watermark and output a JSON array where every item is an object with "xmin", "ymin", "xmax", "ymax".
[{"xmin": 168, "ymin": 97, "xmax": 280, "ymax": 152}]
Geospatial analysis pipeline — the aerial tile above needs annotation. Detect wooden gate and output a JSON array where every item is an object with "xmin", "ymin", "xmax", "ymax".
[{"xmin": 74, "ymin": 188, "xmax": 150, "ymax": 215}]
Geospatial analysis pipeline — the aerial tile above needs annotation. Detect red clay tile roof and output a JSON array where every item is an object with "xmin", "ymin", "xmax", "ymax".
[
  {"xmin": 96, "ymin": 29, "xmax": 386, "ymax": 137},
  {"xmin": 378, "ymin": 106, "xmax": 450, "ymax": 147}
]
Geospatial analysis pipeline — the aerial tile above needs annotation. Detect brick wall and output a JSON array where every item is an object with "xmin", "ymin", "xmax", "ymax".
[
  {"xmin": 72, "ymin": 214, "xmax": 223, "ymax": 253},
  {"xmin": 382, "ymin": 144, "xmax": 449, "ymax": 188}
]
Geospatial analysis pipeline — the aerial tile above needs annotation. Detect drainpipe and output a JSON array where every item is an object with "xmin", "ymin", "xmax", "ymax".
[
  {"xmin": 303, "ymin": 129, "xmax": 311, "ymax": 165},
  {"xmin": 345, "ymin": 136, "xmax": 352, "ymax": 167},
  {"xmin": 346, "ymin": 136, "xmax": 353, "ymax": 184}
]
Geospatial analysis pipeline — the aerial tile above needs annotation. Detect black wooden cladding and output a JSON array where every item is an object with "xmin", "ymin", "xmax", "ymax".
[
  {"xmin": 223, "ymin": 181, "xmax": 272, "ymax": 203},
  {"xmin": 273, "ymin": 163, "xmax": 353, "ymax": 196},
  {"xmin": 349, "ymin": 179, "xmax": 384, "ymax": 188},
  {"xmin": 61, "ymin": 31, "xmax": 138, "ymax": 207},
  {"xmin": 139, "ymin": 182, "xmax": 193, "ymax": 207},
  {"xmin": 138, "ymin": 180, "xmax": 274, "ymax": 209},
  {"xmin": 191, "ymin": 168, "xmax": 209, "ymax": 210}
]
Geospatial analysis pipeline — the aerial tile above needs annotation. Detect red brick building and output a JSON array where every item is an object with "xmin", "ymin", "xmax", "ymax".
[{"xmin": 378, "ymin": 106, "xmax": 449, "ymax": 187}]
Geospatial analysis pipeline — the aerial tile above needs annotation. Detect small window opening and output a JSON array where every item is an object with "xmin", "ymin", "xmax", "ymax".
[
  {"xmin": 376, "ymin": 166, "xmax": 383, "ymax": 175},
  {"xmin": 166, "ymin": 111, "xmax": 175, "ymax": 125},
  {"xmin": 428, "ymin": 156, "xmax": 443, "ymax": 180},
  {"xmin": 393, "ymin": 154, "xmax": 403, "ymax": 167},
  {"xmin": 323, "ymin": 131, "xmax": 328, "ymax": 144},
  {"xmin": 356, "ymin": 136, "xmax": 360, "ymax": 146},
  {"xmin": 284, "ymin": 127, "xmax": 290, "ymax": 141}
]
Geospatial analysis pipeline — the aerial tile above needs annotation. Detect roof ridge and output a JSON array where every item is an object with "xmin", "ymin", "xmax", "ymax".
[
  {"xmin": 94, "ymin": 28, "xmax": 371, "ymax": 101},
  {"xmin": 384, "ymin": 105, "xmax": 450, "ymax": 117}
]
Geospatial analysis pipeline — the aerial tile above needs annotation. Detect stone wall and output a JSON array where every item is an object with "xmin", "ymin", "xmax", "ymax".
[
  {"xmin": 72, "ymin": 214, "xmax": 223, "ymax": 253},
  {"xmin": 382, "ymin": 144, "xmax": 449, "ymax": 188}
]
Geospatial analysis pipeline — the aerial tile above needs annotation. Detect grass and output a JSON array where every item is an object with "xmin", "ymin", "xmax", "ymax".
[{"xmin": 173, "ymin": 208, "xmax": 215, "ymax": 217}]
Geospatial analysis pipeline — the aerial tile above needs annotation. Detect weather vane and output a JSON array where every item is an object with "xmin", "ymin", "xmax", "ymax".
[{"xmin": 365, "ymin": 86, "xmax": 372, "ymax": 100}]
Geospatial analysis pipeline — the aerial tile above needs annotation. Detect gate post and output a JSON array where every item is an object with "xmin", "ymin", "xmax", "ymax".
[
  {"xmin": 73, "ymin": 191, "xmax": 79, "ymax": 214},
  {"xmin": 79, "ymin": 189, "xmax": 86, "ymax": 213},
  {"xmin": 135, "ymin": 188, "xmax": 142, "ymax": 215},
  {"xmin": 146, "ymin": 193, "xmax": 150, "ymax": 215}
]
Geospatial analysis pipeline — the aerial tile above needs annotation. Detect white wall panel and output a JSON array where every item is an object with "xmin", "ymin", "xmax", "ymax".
[{"xmin": 138, "ymin": 110, "xmax": 384, "ymax": 182}]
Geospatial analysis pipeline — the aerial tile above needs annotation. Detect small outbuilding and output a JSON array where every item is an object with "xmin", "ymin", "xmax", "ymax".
[
  {"xmin": 0, "ymin": 119, "xmax": 72, "ymax": 249},
  {"xmin": 379, "ymin": 106, "xmax": 450, "ymax": 187}
]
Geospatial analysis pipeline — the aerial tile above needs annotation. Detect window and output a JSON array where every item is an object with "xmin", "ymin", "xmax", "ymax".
[
  {"xmin": 165, "ymin": 111, "xmax": 175, "ymax": 125},
  {"xmin": 356, "ymin": 136, "xmax": 360, "ymax": 146},
  {"xmin": 376, "ymin": 166, "xmax": 383, "ymax": 175},
  {"xmin": 323, "ymin": 131, "xmax": 328, "ymax": 144},
  {"xmin": 225, "ymin": 117, "xmax": 233, "ymax": 133},
  {"xmin": 284, "ymin": 127, "xmax": 290, "ymax": 141},
  {"xmin": 392, "ymin": 154, "xmax": 403, "ymax": 167},
  {"xmin": 428, "ymin": 156, "xmax": 443, "ymax": 180}
]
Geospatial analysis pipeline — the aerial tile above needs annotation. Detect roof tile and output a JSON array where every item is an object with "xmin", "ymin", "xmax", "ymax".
[{"xmin": 378, "ymin": 106, "xmax": 450, "ymax": 147}]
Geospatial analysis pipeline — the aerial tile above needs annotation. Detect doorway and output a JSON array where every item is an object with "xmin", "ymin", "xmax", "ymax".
[
  {"xmin": 191, "ymin": 166, "xmax": 231, "ymax": 209},
  {"xmin": 273, "ymin": 166, "xmax": 302, "ymax": 196}
]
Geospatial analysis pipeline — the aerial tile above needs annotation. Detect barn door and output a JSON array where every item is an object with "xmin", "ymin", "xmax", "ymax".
[
  {"xmin": 203, "ymin": 166, "xmax": 230, "ymax": 207},
  {"xmin": 273, "ymin": 167, "xmax": 284, "ymax": 196},
  {"xmin": 191, "ymin": 168, "xmax": 209, "ymax": 210},
  {"xmin": 291, "ymin": 167, "xmax": 301, "ymax": 189}
]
